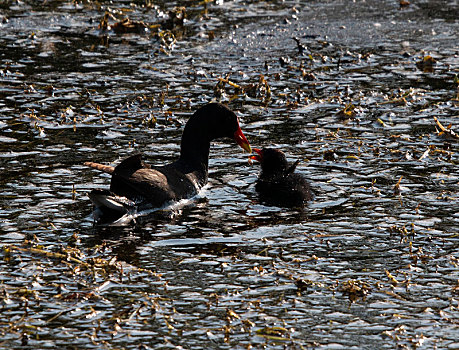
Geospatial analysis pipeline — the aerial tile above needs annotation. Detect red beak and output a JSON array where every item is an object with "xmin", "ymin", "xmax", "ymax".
[
  {"xmin": 234, "ymin": 125, "xmax": 252, "ymax": 153},
  {"xmin": 250, "ymin": 148, "xmax": 262, "ymax": 161}
]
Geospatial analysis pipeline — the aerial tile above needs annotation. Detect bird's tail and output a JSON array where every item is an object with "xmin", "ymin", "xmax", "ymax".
[
  {"xmin": 88, "ymin": 189, "xmax": 135, "ymax": 212},
  {"xmin": 87, "ymin": 189, "xmax": 137, "ymax": 224},
  {"xmin": 84, "ymin": 162, "xmax": 115, "ymax": 174}
]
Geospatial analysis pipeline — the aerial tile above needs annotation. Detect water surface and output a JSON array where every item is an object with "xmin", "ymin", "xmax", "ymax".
[{"xmin": 1, "ymin": 0, "xmax": 458, "ymax": 348}]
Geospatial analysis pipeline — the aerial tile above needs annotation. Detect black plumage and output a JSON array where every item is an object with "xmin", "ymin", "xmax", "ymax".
[
  {"xmin": 85, "ymin": 103, "xmax": 251, "ymax": 221},
  {"xmin": 251, "ymin": 148, "xmax": 312, "ymax": 207}
]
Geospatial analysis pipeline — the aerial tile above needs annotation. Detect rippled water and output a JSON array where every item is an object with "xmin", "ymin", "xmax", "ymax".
[{"xmin": 1, "ymin": 0, "xmax": 458, "ymax": 348}]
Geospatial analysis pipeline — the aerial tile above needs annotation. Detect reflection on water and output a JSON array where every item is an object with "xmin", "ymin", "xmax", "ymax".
[{"xmin": 1, "ymin": 0, "xmax": 458, "ymax": 348}]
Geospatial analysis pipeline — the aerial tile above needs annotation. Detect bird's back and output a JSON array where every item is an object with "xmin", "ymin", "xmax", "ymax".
[
  {"xmin": 109, "ymin": 155, "xmax": 203, "ymax": 207},
  {"xmin": 256, "ymin": 173, "xmax": 312, "ymax": 208}
]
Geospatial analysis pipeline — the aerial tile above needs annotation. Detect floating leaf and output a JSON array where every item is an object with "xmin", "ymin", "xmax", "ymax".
[{"xmin": 256, "ymin": 326, "xmax": 290, "ymax": 341}]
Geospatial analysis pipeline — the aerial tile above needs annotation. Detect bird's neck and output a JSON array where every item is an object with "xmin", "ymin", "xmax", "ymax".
[
  {"xmin": 178, "ymin": 118, "xmax": 212, "ymax": 185},
  {"xmin": 179, "ymin": 145, "xmax": 209, "ymax": 167},
  {"xmin": 178, "ymin": 137, "xmax": 210, "ymax": 186}
]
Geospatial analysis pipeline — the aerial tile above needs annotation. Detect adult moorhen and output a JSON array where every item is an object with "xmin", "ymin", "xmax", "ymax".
[
  {"xmin": 251, "ymin": 148, "xmax": 312, "ymax": 207},
  {"xmin": 85, "ymin": 103, "xmax": 252, "ymax": 221}
]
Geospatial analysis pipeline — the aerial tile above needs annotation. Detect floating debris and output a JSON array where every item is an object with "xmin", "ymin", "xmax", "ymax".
[
  {"xmin": 336, "ymin": 103, "xmax": 356, "ymax": 120},
  {"xmin": 416, "ymin": 55, "xmax": 436, "ymax": 72},
  {"xmin": 112, "ymin": 18, "xmax": 149, "ymax": 34},
  {"xmin": 292, "ymin": 37, "xmax": 307, "ymax": 55},
  {"xmin": 393, "ymin": 175, "xmax": 403, "ymax": 196},
  {"xmin": 433, "ymin": 116, "xmax": 459, "ymax": 140},
  {"xmin": 214, "ymin": 74, "xmax": 271, "ymax": 103},
  {"xmin": 399, "ymin": 0, "xmax": 411, "ymax": 8},
  {"xmin": 338, "ymin": 279, "xmax": 371, "ymax": 302},
  {"xmin": 385, "ymin": 270, "xmax": 399, "ymax": 286},
  {"xmin": 256, "ymin": 326, "xmax": 291, "ymax": 341},
  {"xmin": 163, "ymin": 6, "xmax": 186, "ymax": 29}
]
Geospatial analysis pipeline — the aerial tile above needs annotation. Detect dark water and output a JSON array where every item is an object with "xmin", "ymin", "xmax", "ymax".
[{"xmin": 1, "ymin": 0, "xmax": 458, "ymax": 348}]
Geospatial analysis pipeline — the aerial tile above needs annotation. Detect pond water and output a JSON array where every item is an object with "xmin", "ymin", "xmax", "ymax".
[{"xmin": 1, "ymin": 0, "xmax": 458, "ymax": 348}]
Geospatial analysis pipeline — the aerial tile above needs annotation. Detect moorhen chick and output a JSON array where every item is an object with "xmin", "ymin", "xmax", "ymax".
[
  {"xmin": 85, "ymin": 103, "xmax": 252, "ymax": 221},
  {"xmin": 250, "ymin": 148, "xmax": 312, "ymax": 207}
]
